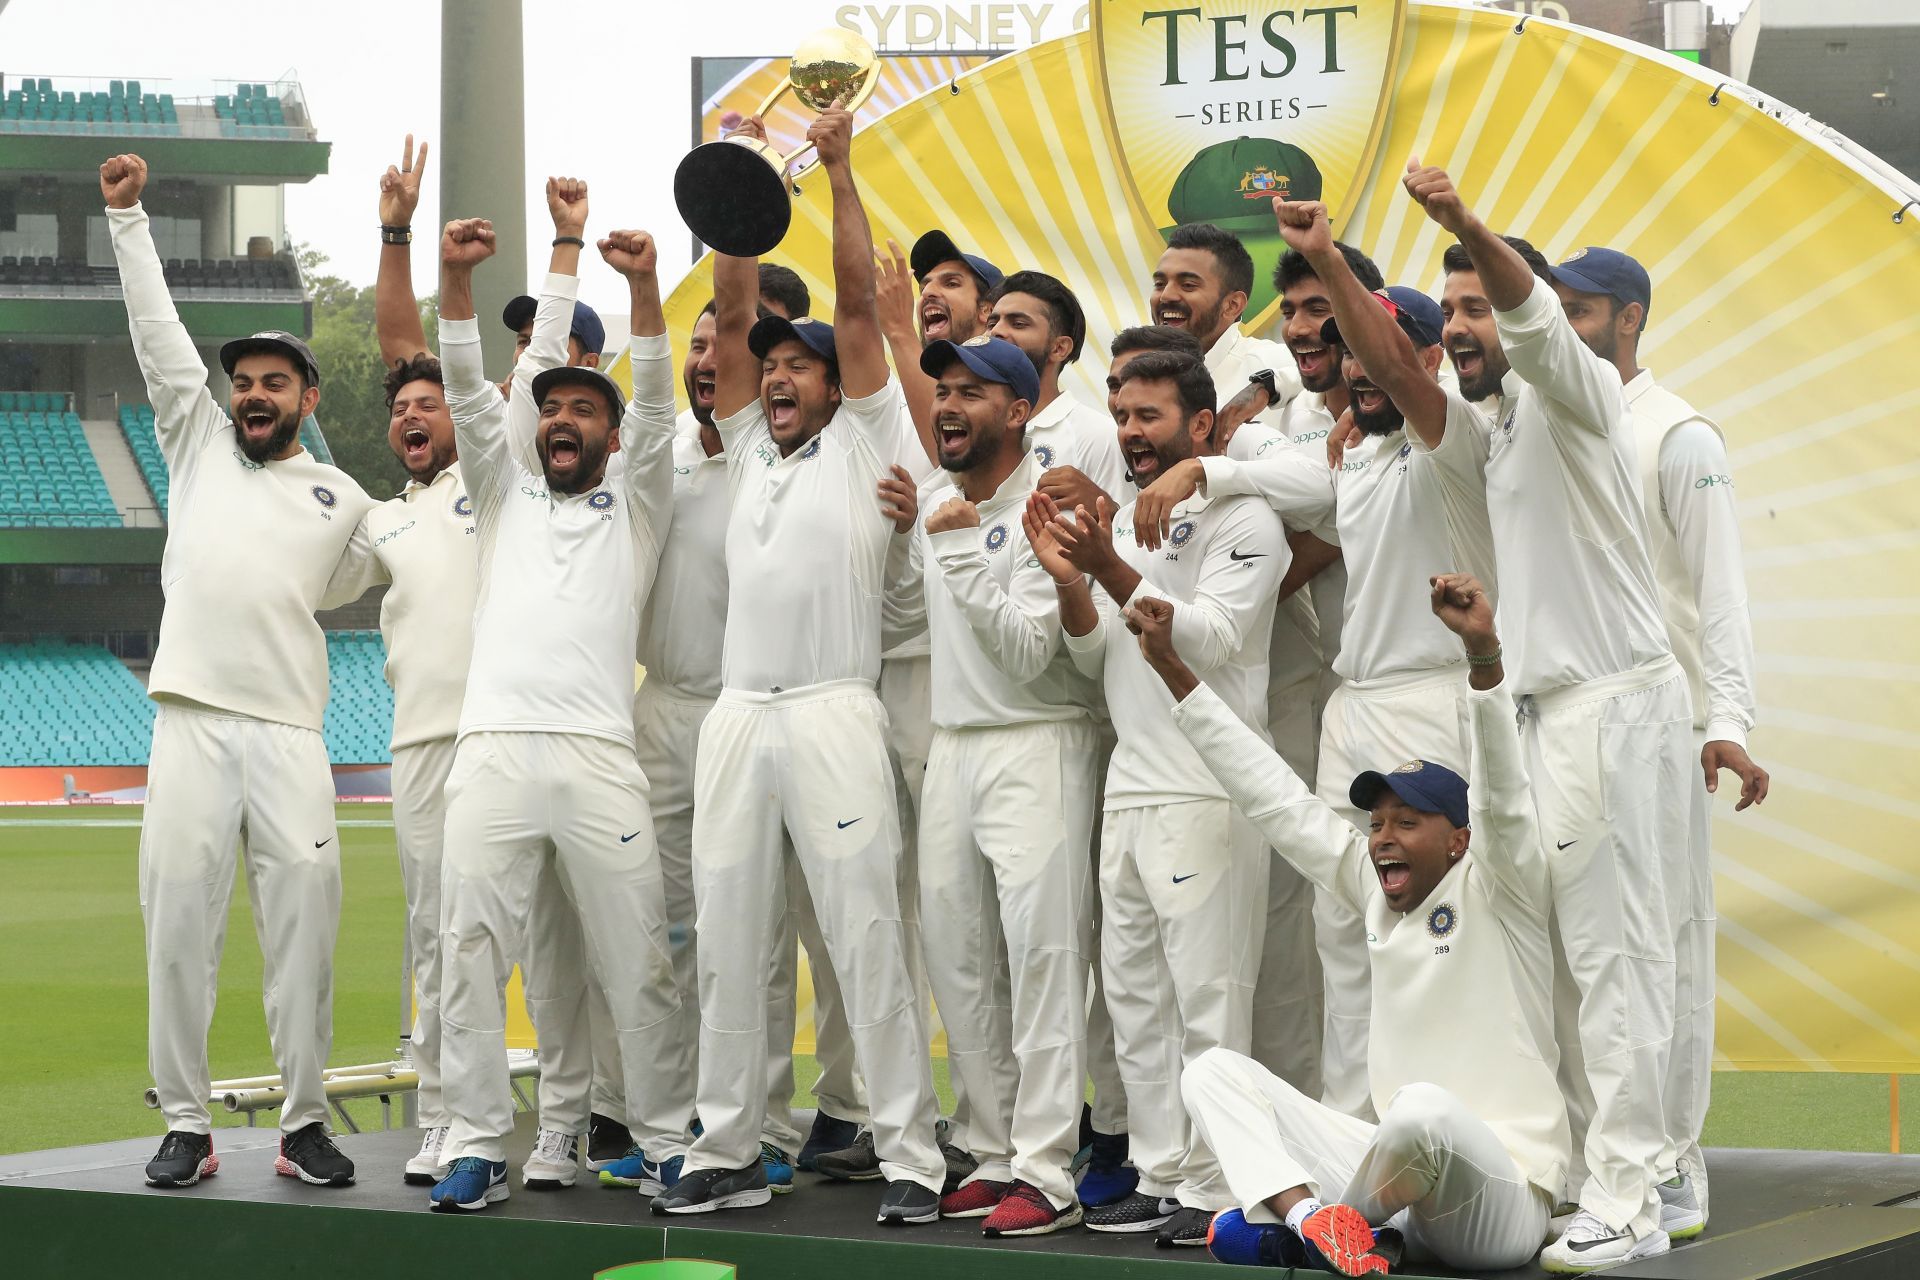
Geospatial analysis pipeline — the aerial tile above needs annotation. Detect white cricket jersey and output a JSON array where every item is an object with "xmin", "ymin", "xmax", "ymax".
[
  {"xmin": 1204, "ymin": 325, "xmax": 1302, "ymax": 427},
  {"xmin": 1628, "ymin": 371, "xmax": 1756, "ymax": 746},
  {"xmin": 1420, "ymin": 277, "xmax": 1671, "ymax": 696},
  {"xmin": 1205, "ymin": 392, "xmax": 1499, "ymax": 686},
  {"xmin": 108, "ymin": 203, "xmax": 373, "ymax": 732},
  {"xmin": 1230, "ymin": 423, "xmax": 1323, "ymax": 700},
  {"xmin": 324, "ymin": 464, "xmax": 478, "ymax": 750},
  {"xmin": 441, "ymin": 280, "xmax": 677, "ymax": 748},
  {"xmin": 906, "ymin": 452, "xmax": 1099, "ymax": 729},
  {"xmin": 1275, "ymin": 391, "xmax": 1349, "ymax": 671},
  {"xmin": 1172, "ymin": 677, "xmax": 1568, "ymax": 1198},
  {"xmin": 717, "ymin": 378, "xmax": 926, "ymax": 694},
  {"xmin": 1026, "ymin": 390, "xmax": 1129, "ymax": 499},
  {"xmin": 637, "ymin": 432, "xmax": 730, "ymax": 701},
  {"xmin": 1064, "ymin": 489, "xmax": 1287, "ymax": 808}
]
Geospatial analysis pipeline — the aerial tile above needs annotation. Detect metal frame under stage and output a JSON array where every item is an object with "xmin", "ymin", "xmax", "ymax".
[{"xmin": 4, "ymin": 1118, "xmax": 1920, "ymax": 1280}]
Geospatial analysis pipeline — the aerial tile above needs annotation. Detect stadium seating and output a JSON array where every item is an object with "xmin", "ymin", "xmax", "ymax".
[
  {"xmin": 1, "ymin": 78, "xmax": 182, "ymax": 136},
  {"xmin": 0, "ymin": 254, "xmax": 298, "ymax": 291},
  {"xmin": 322, "ymin": 630, "xmax": 395, "ymax": 764},
  {"xmin": 0, "ymin": 399, "xmax": 124, "ymax": 527},
  {"xmin": 118, "ymin": 404, "xmax": 169, "ymax": 519},
  {"xmin": 0, "ymin": 640, "xmax": 155, "ymax": 765}
]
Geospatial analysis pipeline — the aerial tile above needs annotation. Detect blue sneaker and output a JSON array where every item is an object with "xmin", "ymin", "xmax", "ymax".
[
  {"xmin": 761, "ymin": 1142, "xmax": 795, "ymax": 1195},
  {"xmin": 429, "ymin": 1156, "xmax": 509, "ymax": 1213},
  {"xmin": 1206, "ymin": 1208, "xmax": 1300, "ymax": 1267},
  {"xmin": 597, "ymin": 1147, "xmax": 681, "ymax": 1197},
  {"xmin": 1076, "ymin": 1129, "xmax": 1138, "ymax": 1207},
  {"xmin": 797, "ymin": 1110, "xmax": 859, "ymax": 1172}
]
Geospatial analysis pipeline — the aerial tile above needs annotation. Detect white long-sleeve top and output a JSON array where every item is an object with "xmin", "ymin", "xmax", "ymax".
[
  {"xmin": 1172, "ymin": 676, "xmax": 1569, "ymax": 1199},
  {"xmin": 717, "ymin": 378, "xmax": 926, "ymax": 694},
  {"xmin": 1064, "ymin": 489, "xmax": 1287, "ymax": 808},
  {"xmin": 1026, "ymin": 390, "xmax": 1130, "ymax": 499},
  {"xmin": 1416, "ymin": 276, "xmax": 1671, "ymax": 696},
  {"xmin": 1628, "ymin": 372, "xmax": 1757, "ymax": 746},
  {"xmin": 324, "ymin": 464, "xmax": 478, "ymax": 750},
  {"xmin": 892, "ymin": 451, "xmax": 1100, "ymax": 729},
  {"xmin": 1203, "ymin": 324, "xmax": 1302, "ymax": 429},
  {"xmin": 108, "ymin": 202, "xmax": 372, "ymax": 731},
  {"xmin": 1274, "ymin": 391, "xmax": 1349, "ymax": 672},
  {"xmin": 442, "ymin": 273, "xmax": 676, "ymax": 747},
  {"xmin": 636, "ymin": 432, "xmax": 730, "ymax": 701},
  {"xmin": 1229, "ymin": 422, "xmax": 1325, "ymax": 709},
  {"xmin": 1203, "ymin": 392, "xmax": 1499, "ymax": 686}
]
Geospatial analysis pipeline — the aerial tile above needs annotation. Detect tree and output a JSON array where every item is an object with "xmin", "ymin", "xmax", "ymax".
[{"xmin": 297, "ymin": 243, "xmax": 438, "ymax": 497}]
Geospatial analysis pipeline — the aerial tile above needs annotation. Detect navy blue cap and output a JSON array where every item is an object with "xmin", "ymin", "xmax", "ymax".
[
  {"xmin": 529, "ymin": 365, "xmax": 625, "ymax": 423},
  {"xmin": 1349, "ymin": 759, "xmax": 1470, "ymax": 830},
  {"xmin": 910, "ymin": 229, "xmax": 1004, "ymax": 293},
  {"xmin": 502, "ymin": 295, "xmax": 608, "ymax": 357},
  {"xmin": 1549, "ymin": 247, "xmax": 1651, "ymax": 317},
  {"xmin": 748, "ymin": 314, "xmax": 837, "ymax": 362},
  {"xmin": 220, "ymin": 329, "xmax": 321, "ymax": 387},
  {"xmin": 1320, "ymin": 288, "xmax": 1443, "ymax": 352},
  {"xmin": 920, "ymin": 335, "xmax": 1040, "ymax": 406}
]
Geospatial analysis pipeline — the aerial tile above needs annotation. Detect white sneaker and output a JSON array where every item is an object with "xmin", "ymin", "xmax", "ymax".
[
  {"xmin": 404, "ymin": 1125, "xmax": 449, "ymax": 1186},
  {"xmin": 521, "ymin": 1127, "xmax": 579, "ymax": 1189},
  {"xmin": 1658, "ymin": 1172, "xmax": 1706, "ymax": 1240},
  {"xmin": 1540, "ymin": 1210, "xmax": 1670, "ymax": 1273}
]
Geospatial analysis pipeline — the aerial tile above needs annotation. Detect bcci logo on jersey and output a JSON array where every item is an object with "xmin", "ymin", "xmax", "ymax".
[
  {"xmin": 588, "ymin": 490, "xmax": 615, "ymax": 511},
  {"xmin": 1426, "ymin": 902, "xmax": 1458, "ymax": 939},
  {"xmin": 310, "ymin": 485, "xmax": 337, "ymax": 509},
  {"xmin": 1033, "ymin": 444, "xmax": 1055, "ymax": 469},
  {"xmin": 985, "ymin": 523, "xmax": 1010, "ymax": 552},
  {"xmin": 1169, "ymin": 520, "xmax": 1196, "ymax": 548},
  {"xmin": 453, "ymin": 495, "xmax": 473, "ymax": 517}
]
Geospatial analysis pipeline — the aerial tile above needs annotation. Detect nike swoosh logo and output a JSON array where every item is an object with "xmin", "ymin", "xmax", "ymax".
[
  {"xmin": 620, "ymin": 831, "xmax": 642, "ymax": 843},
  {"xmin": 837, "ymin": 818, "xmax": 862, "ymax": 830},
  {"xmin": 1556, "ymin": 839, "xmax": 1577, "ymax": 850},
  {"xmin": 314, "ymin": 838, "xmax": 332, "ymax": 849},
  {"xmin": 1567, "ymin": 1233, "xmax": 1629, "ymax": 1253},
  {"xmin": 1172, "ymin": 873, "xmax": 1198, "ymax": 884},
  {"xmin": 1228, "ymin": 549, "xmax": 1264, "ymax": 561}
]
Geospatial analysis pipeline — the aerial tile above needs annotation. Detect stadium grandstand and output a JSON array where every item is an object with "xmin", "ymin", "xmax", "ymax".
[{"xmin": 0, "ymin": 71, "xmax": 395, "ymax": 794}]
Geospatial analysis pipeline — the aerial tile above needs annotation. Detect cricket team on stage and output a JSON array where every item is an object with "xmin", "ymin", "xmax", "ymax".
[{"xmin": 103, "ymin": 95, "xmax": 1769, "ymax": 1277}]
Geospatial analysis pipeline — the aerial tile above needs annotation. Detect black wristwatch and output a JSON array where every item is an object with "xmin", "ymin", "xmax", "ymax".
[
  {"xmin": 1249, "ymin": 368, "xmax": 1280, "ymax": 406},
  {"xmin": 380, "ymin": 224, "xmax": 411, "ymax": 246}
]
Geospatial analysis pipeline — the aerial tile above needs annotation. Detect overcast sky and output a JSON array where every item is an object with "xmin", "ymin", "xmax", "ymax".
[{"xmin": 1, "ymin": 0, "xmax": 1755, "ymax": 326}]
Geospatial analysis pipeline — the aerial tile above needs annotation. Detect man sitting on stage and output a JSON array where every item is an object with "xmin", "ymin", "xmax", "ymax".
[{"xmin": 1130, "ymin": 574, "xmax": 1567, "ymax": 1277}]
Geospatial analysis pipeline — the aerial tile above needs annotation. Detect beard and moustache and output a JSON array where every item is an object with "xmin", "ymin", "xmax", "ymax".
[
  {"xmin": 232, "ymin": 400, "xmax": 303, "ymax": 464},
  {"xmin": 537, "ymin": 424, "xmax": 613, "ymax": 495},
  {"xmin": 1347, "ymin": 374, "xmax": 1407, "ymax": 438}
]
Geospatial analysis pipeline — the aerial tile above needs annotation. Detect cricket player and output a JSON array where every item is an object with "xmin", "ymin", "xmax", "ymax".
[
  {"xmin": 987, "ymin": 269, "xmax": 1129, "ymax": 497},
  {"xmin": 886, "ymin": 335, "xmax": 1102, "ymax": 1236},
  {"xmin": 1552, "ymin": 248, "xmax": 1770, "ymax": 1237},
  {"xmin": 104, "ymin": 153, "xmax": 374, "ymax": 1193},
  {"xmin": 1133, "ymin": 574, "xmax": 1567, "ymax": 1277},
  {"xmin": 1045, "ymin": 351, "xmax": 1287, "ymax": 1247},
  {"xmin": 1404, "ymin": 161, "xmax": 1694, "ymax": 1271},
  {"xmin": 427, "ymin": 188, "xmax": 690, "ymax": 1214},
  {"xmin": 653, "ymin": 105, "xmax": 945, "ymax": 1227}
]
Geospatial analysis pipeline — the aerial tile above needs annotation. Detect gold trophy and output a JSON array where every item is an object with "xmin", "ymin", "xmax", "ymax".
[{"xmin": 674, "ymin": 29, "xmax": 881, "ymax": 256}]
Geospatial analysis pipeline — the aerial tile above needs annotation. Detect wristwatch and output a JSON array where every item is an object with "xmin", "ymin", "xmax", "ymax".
[{"xmin": 1249, "ymin": 368, "xmax": 1279, "ymax": 407}]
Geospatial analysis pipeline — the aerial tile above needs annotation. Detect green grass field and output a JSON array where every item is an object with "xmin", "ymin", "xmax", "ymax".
[{"xmin": 0, "ymin": 806, "xmax": 1907, "ymax": 1158}]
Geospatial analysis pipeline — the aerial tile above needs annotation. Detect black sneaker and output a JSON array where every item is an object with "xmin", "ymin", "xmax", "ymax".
[
  {"xmin": 586, "ymin": 1111, "xmax": 635, "ymax": 1171},
  {"xmin": 877, "ymin": 1179, "xmax": 941, "ymax": 1225},
  {"xmin": 144, "ymin": 1130, "xmax": 218, "ymax": 1188},
  {"xmin": 650, "ymin": 1162, "xmax": 772, "ymax": 1215},
  {"xmin": 935, "ymin": 1117, "xmax": 978, "ymax": 1194},
  {"xmin": 1155, "ymin": 1205, "xmax": 1213, "ymax": 1248},
  {"xmin": 797, "ymin": 1110, "xmax": 860, "ymax": 1172},
  {"xmin": 813, "ymin": 1128, "xmax": 883, "ymax": 1182},
  {"xmin": 275, "ymin": 1121, "xmax": 356, "ymax": 1186},
  {"xmin": 1084, "ymin": 1191, "xmax": 1179, "ymax": 1234}
]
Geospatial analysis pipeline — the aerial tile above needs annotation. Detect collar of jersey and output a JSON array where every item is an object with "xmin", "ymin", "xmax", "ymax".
[{"xmin": 399, "ymin": 461, "xmax": 463, "ymax": 500}]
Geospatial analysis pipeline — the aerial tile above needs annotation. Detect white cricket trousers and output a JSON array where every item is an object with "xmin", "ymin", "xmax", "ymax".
[
  {"xmin": 1313, "ymin": 668, "xmax": 1472, "ymax": 1121},
  {"xmin": 1254, "ymin": 673, "xmax": 1325, "ymax": 1098},
  {"xmin": 1101, "ymin": 798, "xmax": 1267, "ymax": 1209},
  {"xmin": 1527, "ymin": 659, "xmax": 1692, "ymax": 1237},
  {"xmin": 1661, "ymin": 729, "xmax": 1715, "ymax": 1209},
  {"xmin": 438, "ymin": 731, "xmax": 691, "ymax": 1165},
  {"xmin": 1085, "ymin": 725, "xmax": 1127, "ymax": 1136},
  {"xmin": 687, "ymin": 681, "xmax": 943, "ymax": 1190},
  {"xmin": 1183, "ymin": 1047, "xmax": 1550, "ymax": 1271},
  {"xmin": 919, "ymin": 719, "xmax": 1098, "ymax": 1209},
  {"xmin": 767, "ymin": 853, "xmax": 867, "ymax": 1142},
  {"xmin": 391, "ymin": 736, "xmax": 458, "ymax": 1128},
  {"xmin": 141, "ymin": 704, "xmax": 340, "ymax": 1135}
]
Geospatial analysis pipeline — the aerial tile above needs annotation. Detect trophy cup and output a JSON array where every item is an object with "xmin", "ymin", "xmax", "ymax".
[{"xmin": 674, "ymin": 29, "xmax": 881, "ymax": 257}]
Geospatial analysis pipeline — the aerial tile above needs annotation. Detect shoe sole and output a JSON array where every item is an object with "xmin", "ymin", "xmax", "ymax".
[
  {"xmin": 1541, "ymin": 1230, "xmax": 1672, "ymax": 1275},
  {"xmin": 1157, "ymin": 1233, "xmax": 1210, "ymax": 1248},
  {"xmin": 402, "ymin": 1167, "xmax": 447, "ymax": 1187},
  {"xmin": 659, "ymin": 1187, "xmax": 774, "ymax": 1214},
  {"xmin": 816, "ymin": 1167, "xmax": 884, "ymax": 1182},
  {"xmin": 1085, "ymin": 1215, "xmax": 1174, "ymax": 1234},
  {"xmin": 523, "ymin": 1173, "xmax": 578, "ymax": 1190},
  {"xmin": 942, "ymin": 1205, "xmax": 999, "ymax": 1219},
  {"xmin": 1663, "ymin": 1211, "xmax": 1706, "ymax": 1241},
  {"xmin": 877, "ymin": 1207, "xmax": 941, "ymax": 1225},
  {"xmin": 987, "ymin": 1205, "xmax": 1084, "ymax": 1237},
  {"xmin": 429, "ymin": 1183, "xmax": 509, "ymax": 1212},
  {"xmin": 1303, "ymin": 1204, "xmax": 1388, "ymax": 1277},
  {"xmin": 769, "ymin": 1180, "xmax": 795, "ymax": 1196},
  {"xmin": 275, "ymin": 1154, "xmax": 355, "ymax": 1187},
  {"xmin": 145, "ymin": 1154, "xmax": 219, "ymax": 1188},
  {"xmin": 598, "ymin": 1172, "xmax": 650, "ymax": 1188}
]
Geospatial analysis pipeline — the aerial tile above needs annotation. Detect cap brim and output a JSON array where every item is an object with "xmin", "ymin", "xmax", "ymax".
[
  {"xmin": 219, "ymin": 336, "xmax": 318, "ymax": 386},
  {"xmin": 1547, "ymin": 264, "xmax": 1626, "ymax": 303},
  {"xmin": 501, "ymin": 295, "xmax": 537, "ymax": 333},
  {"xmin": 748, "ymin": 314, "xmax": 834, "ymax": 362},
  {"xmin": 920, "ymin": 340, "xmax": 1037, "ymax": 405},
  {"xmin": 529, "ymin": 366, "xmax": 625, "ymax": 417},
  {"xmin": 1347, "ymin": 769, "xmax": 1449, "ymax": 820}
]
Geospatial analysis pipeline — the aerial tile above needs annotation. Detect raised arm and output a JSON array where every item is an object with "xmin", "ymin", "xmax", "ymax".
[
  {"xmin": 376, "ymin": 134, "xmax": 432, "ymax": 367},
  {"xmin": 1403, "ymin": 157, "xmax": 1535, "ymax": 313},
  {"xmin": 600, "ymin": 229, "xmax": 677, "ymax": 549},
  {"xmin": 876, "ymin": 238, "xmax": 938, "ymax": 462},
  {"xmin": 1130, "ymin": 596, "xmax": 1372, "ymax": 911},
  {"xmin": 809, "ymin": 104, "xmax": 888, "ymax": 399},
  {"xmin": 1276, "ymin": 197, "xmax": 1450, "ymax": 448},
  {"xmin": 437, "ymin": 218, "xmax": 510, "ymax": 498},
  {"xmin": 100, "ymin": 154, "xmax": 227, "ymax": 469}
]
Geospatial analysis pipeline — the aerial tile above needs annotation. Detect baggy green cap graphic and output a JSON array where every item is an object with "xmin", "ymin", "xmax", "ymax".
[{"xmin": 1160, "ymin": 137, "xmax": 1325, "ymax": 318}]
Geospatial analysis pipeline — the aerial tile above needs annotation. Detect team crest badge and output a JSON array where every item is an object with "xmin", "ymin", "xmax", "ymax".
[
  {"xmin": 1392, "ymin": 759, "xmax": 1425, "ymax": 774},
  {"xmin": 962, "ymin": 334, "xmax": 993, "ymax": 347},
  {"xmin": 588, "ymin": 490, "xmax": 615, "ymax": 511},
  {"xmin": 1426, "ymin": 902, "xmax": 1459, "ymax": 939},
  {"xmin": 1033, "ymin": 444, "xmax": 1055, "ymax": 468},
  {"xmin": 310, "ymin": 485, "xmax": 337, "ymax": 508},
  {"xmin": 1168, "ymin": 520, "xmax": 1195, "ymax": 548},
  {"xmin": 799, "ymin": 436, "xmax": 822, "ymax": 460},
  {"xmin": 984, "ymin": 523, "xmax": 1009, "ymax": 552},
  {"xmin": 453, "ymin": 495, "xmax": 472, "ymax": 517},
  {"xmin": 1238, "ymin": 165, "xmax": 1291, "ymax": 200}
]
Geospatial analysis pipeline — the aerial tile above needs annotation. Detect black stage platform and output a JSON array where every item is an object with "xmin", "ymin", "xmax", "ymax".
[{"xmin": 4, "ymin": 1113, "xmax": 1918, "ymax": 1278}]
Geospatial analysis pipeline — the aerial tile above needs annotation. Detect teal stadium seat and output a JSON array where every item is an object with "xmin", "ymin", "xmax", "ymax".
[
  {"xmin": 0, "ymin": 641, "xmax": 155, "ymax": 766},
  {"xmin": 119, "ymin": 403, "xmax": 169, "ymax": 518},
  {"xmin": 322, "ymin": 630, "xmax": 395, "ymax": 765},
  {"xmin": 0, "ymin": 400, "xmax": 124, "ymax": 528}
]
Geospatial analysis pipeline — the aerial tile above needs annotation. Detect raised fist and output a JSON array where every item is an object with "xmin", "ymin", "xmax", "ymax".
[
  {"xmin": 1272, "ymin": 197, "xmax": 1333, "ymax": 256},
  {"xmin": 441, "ymin": 218, "xmax": 497, "ymax": 269},
  {"xmin": 598, "ymin": 230, "xmax": 657, "ymax": 279},
  {"xmin": 546, "ymin": 176, "xmax": 589, "ymax": 237},
  {"xmin": 1402, "ymin": 157, "xmax": 1474, "ymax": 236},
  {"xmin": 100, "ymin": 154, "xmax": 148, "ymax": 209},
  {"xmin": 807, "ymin": 105, "xmax": 854, "ymax": 168}
]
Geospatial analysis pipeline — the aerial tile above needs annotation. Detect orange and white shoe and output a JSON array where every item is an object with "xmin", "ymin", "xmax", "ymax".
[{"xmin": 1300, "ymin": 1202, "xmax": 1392, "ymax": 1276}]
